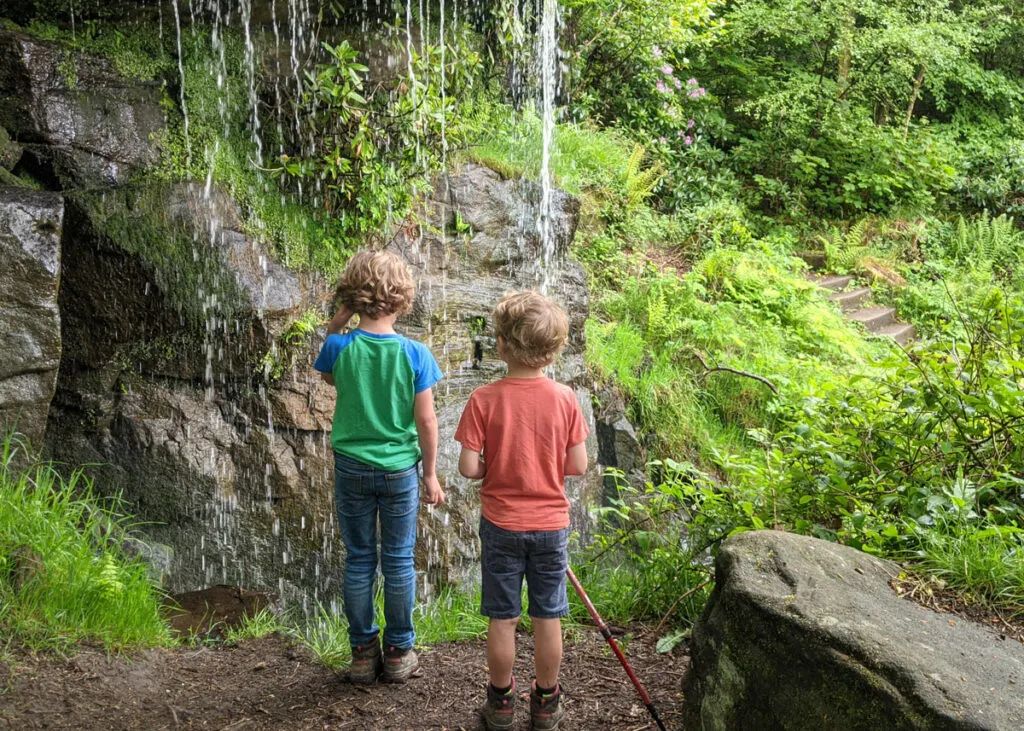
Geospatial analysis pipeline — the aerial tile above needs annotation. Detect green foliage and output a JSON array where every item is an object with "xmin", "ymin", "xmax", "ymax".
[
  {"xmin": 585, "ymin": 242, "xmax": 876, "ymax": 457},
  {"xmin": 723, "ymin": 291, "xmax": 1024, "ymax": 558},
  {"xmin": 22, "ymin": 19, "xmax": 171, "ymax": 81},
  {"xmin": 573, "ymin": 462, "xmax": 724, "ymax": 629},
  {"xmin": 0, "ymin": 434, "xmax": 171, "ymax": 652},
  {"xmin": 275, "ymin": 34, "xmax": 480, "ymax": 261}
]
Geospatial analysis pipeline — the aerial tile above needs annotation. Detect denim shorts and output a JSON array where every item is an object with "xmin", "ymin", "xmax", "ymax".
[{"xmin": 479, "ymin": 517, "xmax": 570, "ymax": 620}]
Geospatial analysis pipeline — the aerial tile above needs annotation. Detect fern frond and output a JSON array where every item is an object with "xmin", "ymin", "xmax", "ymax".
[{"xmin": 624, "ymin": 144, "xmax": 664, "ymax": 205}]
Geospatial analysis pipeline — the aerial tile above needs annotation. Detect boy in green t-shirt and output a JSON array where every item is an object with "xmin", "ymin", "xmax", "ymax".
[{"xmin": 314, "ymin": 250, "xmax": 445, "ymax": 683}]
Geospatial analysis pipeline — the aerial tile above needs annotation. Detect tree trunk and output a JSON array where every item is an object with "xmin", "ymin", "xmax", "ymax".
[
  {"xmin": 903, "ymin": 64, "xmax": 927, "ymax": 140},
  {"xmin": 837, "ymin": 11, "xmax": 854, "ymax": 99}
]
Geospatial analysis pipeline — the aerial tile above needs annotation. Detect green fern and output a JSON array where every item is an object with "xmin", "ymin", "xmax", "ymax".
[
  {"xmin": 624, "ymin": 144, "xmax": 663, "ymax": 205},
  {"xmin": 818, "ymin": 219, "xmax": 871, "ymax": 274},
  {"xmin": 950, "ymin": 213, "xmax": 1020, "ymax": 269}
]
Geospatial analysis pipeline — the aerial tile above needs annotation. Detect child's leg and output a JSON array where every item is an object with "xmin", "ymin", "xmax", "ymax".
[
  {"xmin": 480, "ymin": 517, "xmax": 528, "ymax": 687},
  {"xmin": 376, "ymin": 463, "xmax": 420, "ymax": 651},
  {"xmin": 333, "ymin": 453, "xmax": 381, "ymax": 648},
  {"xmin": 487, "ymin": 617, "xmax": 520, "ymax": 688},
  {"xmin": 525, "ymin": 525, "xmax": 570, "ymax": 690},
  {"xmin": 532, "ymin": 618, "xmax": 562, "ymax": 689}
]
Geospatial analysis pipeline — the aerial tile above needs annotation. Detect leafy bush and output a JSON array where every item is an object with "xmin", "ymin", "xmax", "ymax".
[{"xmin": 723, "ymin": 290, "xmax": 1024, "ymax": 559}]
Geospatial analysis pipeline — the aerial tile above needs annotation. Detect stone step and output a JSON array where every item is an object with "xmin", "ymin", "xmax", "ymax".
[
  {"xmin": 809, "ymin": 274, "xmax": 854, "ymax": 292},
  {"xmin": 875, "ymin": 322, "xmax": 916, "ymax": 346},
  {"xmin": 829, "ymin": 287, "xmax": 872, "ymax": 311},
  {"xmin": 848, "ymin": 306, "xmax": 897, "ymax": 332},
  {"xmin": 798, "ymin": 251, "xmax": 827, "ymax": 269}
]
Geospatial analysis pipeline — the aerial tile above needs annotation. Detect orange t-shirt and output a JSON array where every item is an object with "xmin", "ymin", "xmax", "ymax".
[{"xmin": 454, "ymin": 377, "xmax": 589, "ymax": 531}]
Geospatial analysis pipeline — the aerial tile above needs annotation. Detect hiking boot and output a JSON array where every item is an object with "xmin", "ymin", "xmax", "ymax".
[
  {"xmin": 481, "ymin": 677, "xmax": 516, "ymax": 730},
  {"xmin": 530, "ymin": 682, "xmax": 564, "ymax": 731},
  {"xmin": 382, "ymin": 645, "xmax": 420, "ymax": 682},
  {"xmin": 349, "ymin": 637, "xmax": 382, "ymax": 684}
]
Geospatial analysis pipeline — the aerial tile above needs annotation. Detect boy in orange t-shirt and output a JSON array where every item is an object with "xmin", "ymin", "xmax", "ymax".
[{"xmin": 455, "ymin": 291, "xmax": 589, "ymax": 731}]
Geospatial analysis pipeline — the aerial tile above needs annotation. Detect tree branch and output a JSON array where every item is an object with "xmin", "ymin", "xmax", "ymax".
[{"xmin": 689, "ymin": 349, "xmax": 779, "ymax": 394}]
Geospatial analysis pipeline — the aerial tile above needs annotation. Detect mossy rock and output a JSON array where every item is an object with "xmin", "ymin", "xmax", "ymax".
[{"xmin": 684, "ymin": 531, "xmax": 1024, "ymax": 730}]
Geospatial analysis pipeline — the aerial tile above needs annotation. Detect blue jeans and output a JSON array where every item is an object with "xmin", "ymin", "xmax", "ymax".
[{"xmin": 333, "ymin": 452, "xmax": 419, "ymax": 650}]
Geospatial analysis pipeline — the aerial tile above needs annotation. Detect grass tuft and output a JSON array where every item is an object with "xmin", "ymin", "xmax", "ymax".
[{"xmin": 0, "ymin": 433, "xmax": 172, "ymax": 652}]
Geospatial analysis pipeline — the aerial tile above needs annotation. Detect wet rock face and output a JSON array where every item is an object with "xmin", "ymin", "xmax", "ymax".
[
  {"xmin": 684, "ymin": 531, "xmax": 1024, "ymax": 730},
  {"xmin": 45, "ymin": 164, "xmax": 602, "ymax": 600},
  {"xmin": 0, "ymin": 29, "xmax": 164, "ymax": 188},
  {"xmin": 0, "ymin": 187, "xmax": 63, "ymax": 448},
  {"xmin": 46, "ymin": 184, "xmax": 337, "ymax": 598}
]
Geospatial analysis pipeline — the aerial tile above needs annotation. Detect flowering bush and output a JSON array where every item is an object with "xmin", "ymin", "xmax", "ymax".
[{"xmin": 564, "ymin": 0, "xmax": 728, "ymax": 210}]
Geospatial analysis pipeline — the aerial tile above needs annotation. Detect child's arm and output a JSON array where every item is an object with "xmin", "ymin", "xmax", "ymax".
[
  {"xmin": 564, "ymin": 441, "xmax": 588, "ymax": 476},
  {"xmin": 458, "ymin": 448, "xmax": 486, "ymax": 480},
  {"xmin": 326, "ymin": 304, "xmax": 353, "ymax": 335},
  {"xmin": 414, "ymin": 388, "xmax": 445, "ymax": 505}
]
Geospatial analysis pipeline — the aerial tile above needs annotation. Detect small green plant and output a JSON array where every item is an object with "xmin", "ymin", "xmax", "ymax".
[
  {"xmin": 224, "ymin": 608, "xmax": 285, "ymax": 643},
  {"xmin": 56, "ymin": 54, "xmax": 77, "ymax": 88}
]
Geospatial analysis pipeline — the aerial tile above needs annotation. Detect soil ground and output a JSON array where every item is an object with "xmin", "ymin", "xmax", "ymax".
[{"xmin": 0, "ymin": 628, "xmax": 688, "ymax": 730}]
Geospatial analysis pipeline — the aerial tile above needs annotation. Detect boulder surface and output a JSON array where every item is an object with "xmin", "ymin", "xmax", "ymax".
[
  {"xmin": 684, "ymin": 530, "xmax": 1024, "ymax": 730},
  {"xmin": 0, "ymin": 187, "xmax": 63, "ymax": 447}
]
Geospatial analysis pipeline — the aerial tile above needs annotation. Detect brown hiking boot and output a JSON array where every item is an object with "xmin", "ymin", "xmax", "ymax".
[
  {"xmin": 382, "ymin": 645, "xmax": 420, "ymax": 682},
  {"xmin": 530, "ymin": 682, "xmax": 564, "ymax": 730},
  {"xmin": 481, "ymin": 677, "xmax": 516, "ymax": 730},
  {"xmin": 349, "ymin": 636, "xmax": 382, "ymax": 684}
]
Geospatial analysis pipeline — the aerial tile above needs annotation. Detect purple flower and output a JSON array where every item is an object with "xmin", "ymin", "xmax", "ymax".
[
  {"xmin": 656, "ymin": 79, "xmax": 667, "ymax": 93},
  {"xmin": 687, "ymin": 118, "xmax": 695, "ymax": 129},
  {"xmin": 687, "ymin": 78, "xmax": 698, "ymax": 86},
  {"xmin": 684, "ymin": 135, "xmax": 694, "ymax": 145},
  {"xmin": 652, "ymin": 46, "xmax": 662, "ymax": 58},
  {"xmin": 661, "ymin": 64, "xmax": 673, "ymax": 75},
  {"xmin": 698, "ymin": 87, "xmax": 706, "ymax": 97},
  {"xmin": 677, "ymin": 129, "xmax": 685, "ymax": 137},
  {"xmin": 688, "ymin": 89, "xmax": 700, "ymax": 99},
  {"xmin": 659, "ymin": 136, "xmax": 667, "ymax": 144},
  {"xmin": 674, "ymin": 77, "xmax": 682, "ymax": 89}
]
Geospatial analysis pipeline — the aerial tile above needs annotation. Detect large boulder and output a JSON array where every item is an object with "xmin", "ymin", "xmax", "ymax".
[
  {"xmin": 684, "ymin": 530, "xmax": 1024, "ymax": 730},
  {"xmin": 0, "ymin": 29, "xmax": 165, "ymax": 188},
  {"xmin": 0, "ymin": 187, "xmax": 63, "ymax": 448}
]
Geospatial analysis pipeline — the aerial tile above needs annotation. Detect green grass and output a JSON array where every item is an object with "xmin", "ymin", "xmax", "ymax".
[
  {"xmin": 0, "ymin": 434, "xmax": 172, "ymax": 652},
  {"xmin": 459, "ymin": 101, "xmax": 642, "ymax": 201},
  {"xmin": 914, "ymin": 522, "xmax": 1024, "ymax": 611}
]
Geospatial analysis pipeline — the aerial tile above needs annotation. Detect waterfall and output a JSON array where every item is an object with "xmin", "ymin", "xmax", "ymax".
[
  {"xmin": 172, "ymin": 0, "xmax": 191, "ymax": 172},
  {"xmin": 537, "ymin": 0, "xmax": 559, "ymax": 292}
]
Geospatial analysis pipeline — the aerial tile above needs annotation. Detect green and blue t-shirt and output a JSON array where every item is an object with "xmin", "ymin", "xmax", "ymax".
[{"xmin": 314, "ymin": 330, "xmax": 443, "ymax": 471}]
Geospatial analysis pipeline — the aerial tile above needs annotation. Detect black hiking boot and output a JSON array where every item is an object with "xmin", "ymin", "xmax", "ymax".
[
  {"xmin": 481, "ymin": 677, "xmax": 516, "ymax": 730},
  {"xmin": 382, "ymin": 645, "xmax": 420, "ymax": 682},
  {"xmin": 349, "ymin": 636, "xmax": 382, "ymax": 684},
  {"xmin": 530, "ymin": 682, "xmax": 564, "ymax": 730}
]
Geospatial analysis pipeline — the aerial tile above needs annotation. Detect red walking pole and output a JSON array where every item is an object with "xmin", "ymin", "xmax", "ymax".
[{"xmin": 566, "ymin": 566, "xmax": 669, "ymax": 731}]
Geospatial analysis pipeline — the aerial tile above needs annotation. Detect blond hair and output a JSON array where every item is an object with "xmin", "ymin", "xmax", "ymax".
[
  {"xmin": 493, "ymin": 290, "xmax": 569, "ymax": 368},
  {"xmin": 335, "ymin": 250, "xmax": 415, "ymax": 319}
]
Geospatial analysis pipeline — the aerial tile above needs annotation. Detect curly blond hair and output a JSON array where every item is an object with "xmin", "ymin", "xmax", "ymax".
[
  {"xmin": 493, "ymin": 290, "xmax": 569, "ymax": 368},
  {"xmin": 335, "ymin": 250, "xmax": 415, "ymax": 319}
]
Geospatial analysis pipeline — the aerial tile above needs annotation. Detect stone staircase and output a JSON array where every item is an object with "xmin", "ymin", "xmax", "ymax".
[{"xmin": 809, "ymin": 274, "xmax": 916, "ymax": 345}]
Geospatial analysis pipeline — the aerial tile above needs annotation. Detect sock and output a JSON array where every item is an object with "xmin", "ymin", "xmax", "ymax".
[
  {"xmin": 491, "ymin": 682, "xmax": 512, "ymax": 695},
  {"xmin": 537, "ymin": 684, "xmax": 557, "ymax": 697}
]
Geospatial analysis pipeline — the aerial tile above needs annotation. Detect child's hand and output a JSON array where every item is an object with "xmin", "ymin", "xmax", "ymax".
[{"xmin": 422, "ymin": 474, "xmax": 446, "ymax": 505}]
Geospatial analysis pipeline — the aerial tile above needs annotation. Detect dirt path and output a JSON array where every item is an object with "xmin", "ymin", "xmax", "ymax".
[{"xmin": 0, "ymin": 629, "xmax": 688, "ymax": 730}]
